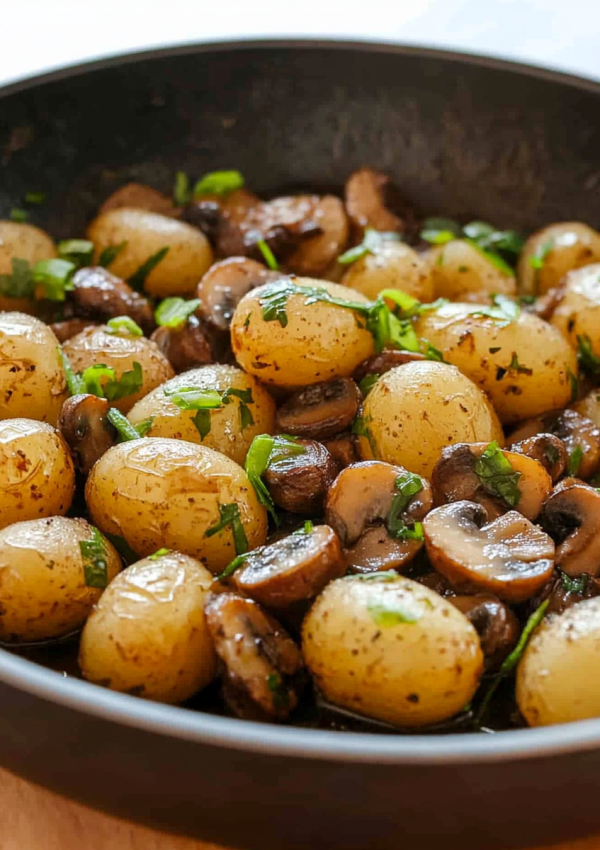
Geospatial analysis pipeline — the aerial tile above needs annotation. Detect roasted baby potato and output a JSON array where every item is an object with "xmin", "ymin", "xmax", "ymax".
[
  {"xmin": 0, "ymin": 220, "xmax": 57, "ymax": 312},
  {"xmin": 517, "ymin": 222, "xmax": 600, "ymax": 296},
  {"xmin": 426, "ymin": 239, "xmax": 517, "ymax": 301},
  {"xmin": 341, "ymin": 242, "xmax": 434, "ymax": 302}
]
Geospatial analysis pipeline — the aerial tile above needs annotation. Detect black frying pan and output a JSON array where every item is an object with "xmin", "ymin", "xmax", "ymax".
[{"xmin": 1, "ymin": 40, "xmax": 600, "ymax": 850}]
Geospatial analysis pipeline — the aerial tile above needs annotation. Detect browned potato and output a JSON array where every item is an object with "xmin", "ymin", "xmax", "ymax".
[{"xmin": 518, "ymin": 222, "xmax": 600, "ymax": 296}]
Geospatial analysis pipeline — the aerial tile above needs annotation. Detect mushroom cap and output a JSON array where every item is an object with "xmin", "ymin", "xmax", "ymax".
[
  {"xmin": 263, "ymin": 439, "xmax": 338, "ymax": 515},
  {"xmin": 275, "ymin": 378, "xmax": 360, "ymax": 441},
  {"xmin": 539, "ymin": 480, "xmax": 600, "ymax": 577},
  {"xmin": 57, "ymin": 393, "xmax": 115, "ymax": 475}
]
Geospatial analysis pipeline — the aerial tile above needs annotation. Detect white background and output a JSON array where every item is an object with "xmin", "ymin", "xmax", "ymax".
[{"xmin": 0, "ymin": 0, "xmax": 596, "ymax": 87}]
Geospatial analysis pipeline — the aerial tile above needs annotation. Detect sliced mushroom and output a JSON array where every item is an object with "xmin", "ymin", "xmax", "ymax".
[
  {"xmin": 50, "ymin": 318, "xmax": 97, "ymax": 343},
  {"xmin": 448, "ymin": 594, "xmax": 520, "ymax": 671},
  {"xmin": 509, "ymin": 433, "xmax": 568, "ymax": 483},
  {"xmin": 284, "ymin": 195, "xmax": 349, "ymax": 278},
  {"xmin": 321, "ymin": 431, "xmax": 359, "ymax": 471},
  {"xmin": 99, "ymin": 182, "xmax": 177, "ymax": 217},
  {"xmin": 539, "ymin": 480, "xmax": 600, "ymax": 577},
  {"xmin": 71, "ymin": 266, "xmax": 155, "ymax": 335},
  {"xmin": 508, "ymin": 409, "xmax": 600, "ymax": 481},
  {"xmin": 231, "ymin": 525, "xmax": 346, "ymax": 608},
  {"xmin": 544, "ymin": 573, "xmax": 600, "ymax": 616},
  {"xmin": 263, "ymin": 439, "xmax": 338, "ymax": 515},
  {"xmin": 275, "ymin": 378, "xmax": 360, "ymax": 441},
  {"xmin": 423, "ymin": 501, "xmax": 555, "ymax": 603},
  {"xmin": 204, "ymin": 592, "xmax": 304, "ymax": 721},
  {"xmin": 57, "ymin": 394, "xmax": 115, "ymax": 474},
  {"xmin": 343, "ymin": 525, "xmax": 422, "ymax": 574},
  {"xmin": 196, "ymin": 257, "xmax": 281, "ymax": 331},
  {"xmin": 344, "ymin": 168, "xmax": 412, "ymax": 238},
  {"xmin": 431, "ymin": 442, "xmax": 552, "ymax": 521},
  {"xmin": 183, "ymin": 188, "xmax": 262, "ymax": 251},
  {"xmin": 150, "ymin": 315, "xmax": 212, "ymax": 374},
  {"xmin": 353, "ymin": 350, "xmax": 425, "ymax": 383}
]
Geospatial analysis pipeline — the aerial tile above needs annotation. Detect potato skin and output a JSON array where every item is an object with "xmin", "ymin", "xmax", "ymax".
[
  {"xmin": 550, "ymin": 263, "xmax": 600, "ymax": 358},
  {"xmin": 127, "ymin": 364, "xmax": 275, "ymax": 466},
  {"xmin": 302, "ymin": 574, "xmax": 483, "ymax": 727},
  {"xmin": 85, "ymin": 437, "xmax": 267, "ymax": 572},
  {"xmin": 87, "ymin": 207, "xmax": 213, "ymax": 297},
  {"xmin": 0, "ymin": 418, "xmax": 75, "ymax": 529},
  {"xmin": 426, "ymin": 240, "xmax": 516, "ymax": 301},
  {"xmin": 0, "ymin": 221, "xmax": 57, "ymax": 313},
  {"xmin": 0, "ymin": 516, "xmax": 121, "ymax": 643},
  {"xmin": 79, "ymin": 552, "xmax": 217, "ymax": 703},
  {"xmin": 357, "ymin": 361, "xmax": 504, "ymax": 477},
  {"xmin": 0, "ymin": 312, "xmax": 68, "ymax": 424},
  {"xmin": 517, "ymin": 598, "xmax": 600, "ymax": 727},
  {"xmin": 63, "ymin": 324, "xmax": 174, "ymax": 413},
  {"xmin": 416, "ymin": 303, "xmax": 577, "ymax": 423},
  {"xmin": 231, "ymin": 279, "xmax": 375, "ymax": 386},
  {"xmin": 341, "ymin": 242, "xmax": 434, "ymax": 302},
  {"xmin": 518, "ymin": 222, "xmax": 600, "ymax": 296}
]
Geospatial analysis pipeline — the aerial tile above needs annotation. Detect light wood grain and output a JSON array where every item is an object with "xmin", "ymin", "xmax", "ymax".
[{"xmin": 0, "ymin": 765, "xmax": 599, "ymax": 850}]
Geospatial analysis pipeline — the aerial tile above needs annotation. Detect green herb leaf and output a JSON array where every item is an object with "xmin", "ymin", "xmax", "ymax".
[
  {"xmin": 473, "ymin": 441, "xmax": 522, "ymax": 507},
  {"xmin": 352, "ymin": 414, "xmax": 377, "ymax": 456},
  {"xmin": 420, "ymin": 341, "xmax": 445, "ymax": 362},
  {"xmin": 302, "ymin": 520, "xmax": 314, "ymax": 534},
  {"xmin": 354, "ymin": 570, "xmax": 401, "ymax": 582},
  {"xmin": 155, "ymin": 297, "xmax": 200, "ymax": 328},
  {"xmin": 420, "ymin": 217, "xmax": 462, "ymax": 245},
  {"xmin": 470, "ymin": 294, "xmax": 520, "ymax": 328},
  {"xmin": 568, "ymin": 446, "xmax": 584, "ymax": 477},
  {"xmin": 359, "ymin": 374, "xmax": 379, "ymax": 396},
  {"xmin": 59, "ymin": 348, "xmax": 86, "ymax": 395},
  {"xmin": 173, "ymin": 171, "xmax": 191, "ymax": 205},
  {"xmin": 518, "ymin": 294, "xmax": 537, "ymax": 306},
  {"xmin": 57, "ymin": 239, "xmax": 94, "ymax": 268},
  {"xmin": 10, "ymin": 208, "xmax": 28, "ymax": 223},
  {"xmin": 544, "ymin": 444, "xmax": 560, "ymax": 466},
  {"xmin": 267, "ymin": 672, "xmax": 289, "ymax": 710},
  {"xmin": 577, "ymin": 334, "xmax": 600, "ymax": 377},
  {"xmin": 386, "ymin": 471, "xmax": 425, "ymax": 541},
  {"xmin": 192, "ymin": 409, "xmax": 212, "ymax": 440},
  {"xmin": 217, "ymin": 552, "xmax": 252, "ymax": 581},
  {"xmin": 148, "ymin": 548, "xmax": 171, "ymax": 560},
  {"xmin": 104, "ymin": 532, "xmax": 139, "ymax": 565},
  {"xmin": 106, "ymin": 316, "xmax": 144, "ymax": 337},
  {"xmin": 165, "ymin": 386, "xmax": 224, "ymax": 410},
  {"xmin": 98, "ymin": 241, "xmax": 127, "ymax": 268},
  {"xmin": 106, "ymin": 362, "xmax": 143, "ymax": 402},
  {"xmin": 76, "ymin": 362, "xmax": 143, "ymax": 401},
  {"xmin": 106, "ymin": 407, "xmax": 143, "ymax": 442},
  {"xmin": 205, "ymin": 502, "xmax": 248, "ymax": 555},
  {"xmin": 25, "ymin": 191, "xmax": 45, "ymax": 205},
  {"xmin": 80, "ymin": 526, "xmax": 109, "ymax": 589},
  {"xmin": 529, "ymin": 240, "xmax": 554, "ymax": 271},
  {"xmin": 0, "ymin": 258, "xmax": 36, "ymax": 299},
  {"xmin": 244, "ymin": 434, "xmax": 305, "ymax": 523},
  {"xmin": 128, "ymin": 247, "xmax": 170, "ymax": 292},
  {"xmin": 193, "ymin": 170, "xmax": 245, "ymax": 197},
  {"xmin": 559, "ymin": 569, "xmax": 589, "ymax": 595},
  {"xmin": 506, "ymin": 352, "xmax": 533, "ymax": 376},
  {"xmin": 338, "ymin": 228, "xmax": 399, "ymax": 265},
  {"xmin": 567, "ymin": 368, "xmax": 579, "ymax": 403},
  {"xmin": 32, "ymin": 258, "xmax": 76, "ymax": 301},
  {"xmin": 368, "ymin": 602, "xmax": 421, "ymax": 627},
  {"xmin": 256, "ymin": 239, "xmax": 279, "ymax": 270},
  {"xmin": 133, "ymin": 417, "xmax": 153, "ymax": 437}
]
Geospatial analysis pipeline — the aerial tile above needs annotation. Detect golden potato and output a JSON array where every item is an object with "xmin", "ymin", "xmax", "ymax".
[
  {"xmin": 517, "ymin": 598, "xmax": 600, "ymax": 726},
  {"xmin": 0, "ymin": 419, "xmax": 75, "ymax": 529},
  {"xmin": 416, "ymin": 302, "xmax": 577, "ymax": 423},
  {"xmin": 426, "ymin": 239, "xmax": 516, "ymax": 301},
  {"xmin": 79, "ymin": 552, "xmax": 217, "ymax": 704},
  {"xmin": 302, "ymin": 573, "xmax": 483, "ymax": 727},
  {"xmin": 0, "ymin": 312, "xmax": 68, "ymax": 424},
  {"xmin": 85, "ymin": 438, "xmax": 267, "ymax": 572},
  {"xmin": 231, "ymin": 278, "xmax": 375, "ymax": 386},
  {"xmin": 0, "ymin": 516, "xmax": 121, "ymax": 643},
  {"xmin": 549, "ymin": 263, "xmax": 600, "ymax": 357},
  {"xmin": 356, "ymin": 361, "xmax": 503, "ymax": 477},
  {"xmin": 127, "ymin": 364, "xmax": 275, "ymax": 466},
  {"xmin": 62, "ymin": 324, "xmax": 174, "ymax": 413},
  {"xmin": 87, "ymin": 207, "xmax": 213, "ymax": 298},
  {"xmin": 572, "ymin": 389, "xmax": 600, "ymax": 428},
  {"xmin": 341, "ymin": 241, "xmax": 434, "ymax": 302},
  {"xmin": 0, "ymin": 220, "xmax": 57, "ymax": 313},
  {"xmin": 518, "ymin": 222, "xmax": 600, "ymax": 296}
]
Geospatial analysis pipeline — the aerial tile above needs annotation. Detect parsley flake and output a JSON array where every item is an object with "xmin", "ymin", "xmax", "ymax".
[
  {"xmin": 244, "ymin": 434, "xmax": 305, "ymax": 523},
  {"xmin": 338, "ymin": 228, "xmax": 400, "ymax": 265},
  {"xmin": 368, "ymin": 602, "xmax": 421, "ymax": 627},
  {"xmin": 577, "ymin": 334, "xmax": 600, "ymax": 377},
  {"xmin": 386, "ymin": 471, "xmax": 425, "ymax": 542},
  {"xmin": 267, "ymin": 672, "xmax": 290, "ymax": 710},
  {"xmin": 193, "ymin": 170, "xmax": 244, "ymax": 197},
  {"xmin": 155, "ymin": 297, "xmax": 200, "ymax": 328},
  {"xmin": 256, "ymin": 239, "xmax": 279, "ymax": 270},
  {"xmin": 106, "ymin": 407, "xmax": 144, "ymax": 442},
  {"xmin": 474, "ymin": 441, "xmax": 522, "ymax": 507},
  {"xmin": 106, "ymin": 316, "xmax": 143, "ymax": 337},
  {"xmin": 58, "ymin": 239, "xmax": 94, "ymax": 268},
  {"xmin": 165, "ymin": 385, "xmax": 254, "ymax": 439},
  {"xmin": 128, "ymin": 247, "xmax": 170, "ymax": 291},
  {"xmin": 10, "ymin": 208, "xmax": 28, "ymax": 223},
  {"xmin": 205, "ymin": 502, "xmax": 248, "ymax": 555},
  {"xmin": 568, "ymin": 446, "xmax": 584, "ymax": 477},
  {"xmin": 99, "ymin": 241, "xmax": 127, "ymax": 268},
  {"xmin": 80, "ymin": 526, "xmax": 109, "ymax": 589},
  {"xmin": 173, "ymin": 171, "xmax": 191, "ymax": 205}
]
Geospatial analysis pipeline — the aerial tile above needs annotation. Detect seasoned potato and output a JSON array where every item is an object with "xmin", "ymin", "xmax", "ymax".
[
  {"xmin": 426, "ymin": 240, "xmax": 516, "ymax": 301},
  {"xmin": 356, "ymin": 361, "xmax": 503, "ymax": 477},
  {"xmin": 0, "ymin": 516, "xmax": 120, "ymax": 643},
  {"xmin": 62, "ymin": 324, "xmax": 174, "ymax": 413},
  {"xmin": 518, "ymin": 222, "xmax": 600, "ymax": 296},
  {"xmin": 302, "ymin": 573, "xmax": 483, "ymax": 727},
  {"xmin": 79, "ymin": 552, "xmax": 216, "ymax": 703},
  {"xmin": 517, "ymin": 598, "xmax": 600, "ymax": 726},
  {"xmin": 572, "ymin": 389, "xmax": 600, "ymax": 428},
  {"xmin": 0, "ymin": 419, "xmax": 75, "ymax": 529},
  {"xmin": 0, "ymin": 220, "xmax": 57, "ymax": 313},
  {"xmin": 231, "ymin": 279, "xmax": 375, "ymax": 386},
  {"xmin": 416, "ymin": 302, "xmax": 577, "ymax": 423},
  {"xmin": 87, "ymin": 207, "xmax": 213, "ymax": 298},
  {"xmin": 549, "ymin": 264, "xmax": 600, "ymax": 357},
  {"xmin": 127, "ymin": 364, "xmax": 275, "ymax": 466},
  {"xmin": 341, "ymin": 242, "xmax": 434, "ymax": 302},
  {"xmin": 0, "ymin": 312, "xmax": 68, "ymax": 424},
  {"xmin": 85, "ymin": 438, "xmax": 267, "ymax": 572}
]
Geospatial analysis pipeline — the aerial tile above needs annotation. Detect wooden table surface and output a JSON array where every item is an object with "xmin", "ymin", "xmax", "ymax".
[{"xmin": 0, "ymin": 766, "xmax": 599, "ymax": 850}]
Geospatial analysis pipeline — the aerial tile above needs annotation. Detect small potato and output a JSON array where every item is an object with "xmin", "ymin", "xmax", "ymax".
[
  {"xmin": 85, "ymin": 438, "xmax": 267, "ymax": 572},
  {"xmin": 0, "ymin": 220, "xmax": 57, "ymax": 313},
  {"xmin": 127, "ymin": 364, "xmax": 275, "ymax": 466},
  {"xmin": 302, "ymin": 573, "xmax": 483, "ymax": 727},
  {"xmin": 87, "ymin": 207, "xmax": 213, "ymax": 298},
  {"xmin": 0, "ymin": 516, "xmax": 121, "ymax": 643},
  {"xmin": 62, "ymin": 324, "xmax": 174, "ymax": 413},
  {"xmin": 550, "ymin": 264, "xmax": 600, "ymax": 357},
  {"xmin": 79, "ymin": 552, "xmax": 216, "ymax": 703},
  {"xmin": 572, "ymin": 389, "xmax": 600, "ymax": 428},
  {"xmin": 231, "ymin": 279, "xmax": 375, "ymax": 386},
  {"xmin": 517, "ymin": 598, "xmax": 600, "ymax": 727},
  {"xmin": 0, "ymin": 419, "xmax": 75, "ymax": 529},
  {"xmin": 426, "ymin": 240, "xmax": 516, "ymax": 301},
  {"xmin": 0, "ymin": 312, "xmax": 68, "ymax": 424},
  {"xmin": 341, "ymin": 242, "xmax": 434, "ymax": 302},
  {"xmin": 518, "ymin": 222, "xmax": 600, "ymax": 296},
  {"xmin": 357, "ymin": 361, "xmax": 503, "ymax": 477},
  {"xmin": 416, "ymin": 302, "xmax": 577, "ymax": 423}
]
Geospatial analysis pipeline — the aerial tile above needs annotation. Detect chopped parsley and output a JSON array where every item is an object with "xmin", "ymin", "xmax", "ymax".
[
  {"xmin": 205, "ymin": 502, "xmax": 248, "ymax": 555},
  {"xmin": 386, "ymin": 471, "xmax": 425, "ymax": 542},
  {"xmin": 80, "ymin": 526, "xmax": 110, "ymax": 589},
  {"xmin": 244, "ymin": 434, "xmax": 305, "ymax": 523},
  {"xmin": 358, "ymin": 373, "xmax": 380, "ymax": 396},
  {"xmin": 473, "ymin": 441, "xmax": 522, "ymax": 507},
  {"xmin": 165, "ymin": 385, "xmax": 254, "ymax": 439},
  {"xmin": 421, "ymin": 218, "xmax": 523, "ymax": 271},
  {"xmin": 104, "ymin": 532, "xmax": 139, "ymax": 565},
  {"xmin": 0, "ymin": 258, "xmax": 36, "ymax": 299},
  {"xmin": 98, "ymin": 241, "xmax": 127, "ymax": 268},
  {"xmin": 217, "ymin": 552, "xmax": 252, "ymax": 581},
  {"xmin": 568, "ymin": 446, "xmax": 584, "ymax": 477},
  {"xmin": 354, "ymin": 570, "xmax": 401, "ymax": 582},
  {"xmin": 155, "ymin": 297, "xmax": 200, "ymax": 328},
  {"xmin": 31, "ymin": 258, "xmax": 76, "ymax": 301},
  {"xmin": 352, "ymin": 414, "xmax": 377, "ymax": 456},
  {"xmin": 148, "ymin": 548, "xmax": 171, "ymax": 560},
  {"xmin": 128, "ymin": 246, "xmax": 170, "ymax": 291},
  {"xmin": 24, "ymin": 191, "xmax": 45, "ymax": 205},
  {"xmin": 173, "ymin": 171, "xmax": 191, "ymax": 205},
  {"xmin": 193, "ymin": 170, "xmax": 244, "ymax": 197},
  {"xmin": 132, "ymin": 417, "xmax": 154, "ymax": 437},
  {"xmin": 267, "ymin": 672, "xmax": 289, "ymax": 710},
  {"xmin": 577, "ymin": 334, "xmax": 600, "ymax": 377},
  {"xmin": 470, "ymin": 294, "xmax": 520, "ymax": 327},
  {"xmin": 61, "ymin": 358, "xmax": 143, "ymax": 401},
  {"xmin": 559, "ymin": 570, "xmax": 589, "ymax": 595},
  {"xmin": 58, "ymin": 239, "xmax": 94, "ymax": 268},
  {"xmin": 368, "ymin": 602, "xmax": 421, "ymax": 627},
  {"xmin": 567, "ymin": 367, "xmax": 579, "ymax": 403},
  {"xmin": 544, "ymin": 444, "xmax": 560, "ymax": 466},
  {"xmin": 338, "ymin": 227, "xmax": 400, "ymax": 265},
  {"xmin": 497, "ymin": 352, "xmax": 533, "ymax": 380},
  {"xmin": 529, "ymin": 240, "xmax": 554, "ymax": 271},
  {"xmin": 106, "ymin": 407, "xmax": 144, "ymax": 442},
  {"xmin": 106, "ymin": 316, "xmax": 143, "ymax": 337},
  {"xmin": 420, "ymin": 217, "xmax": 463, "ymax": 245},
  {"xmin": 10, "ymin": 208, "xmax": 28, "ymax": 223},
  {"xmin": 256, "ymin": 239, "xmax": 279, "ymax": 270}
]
